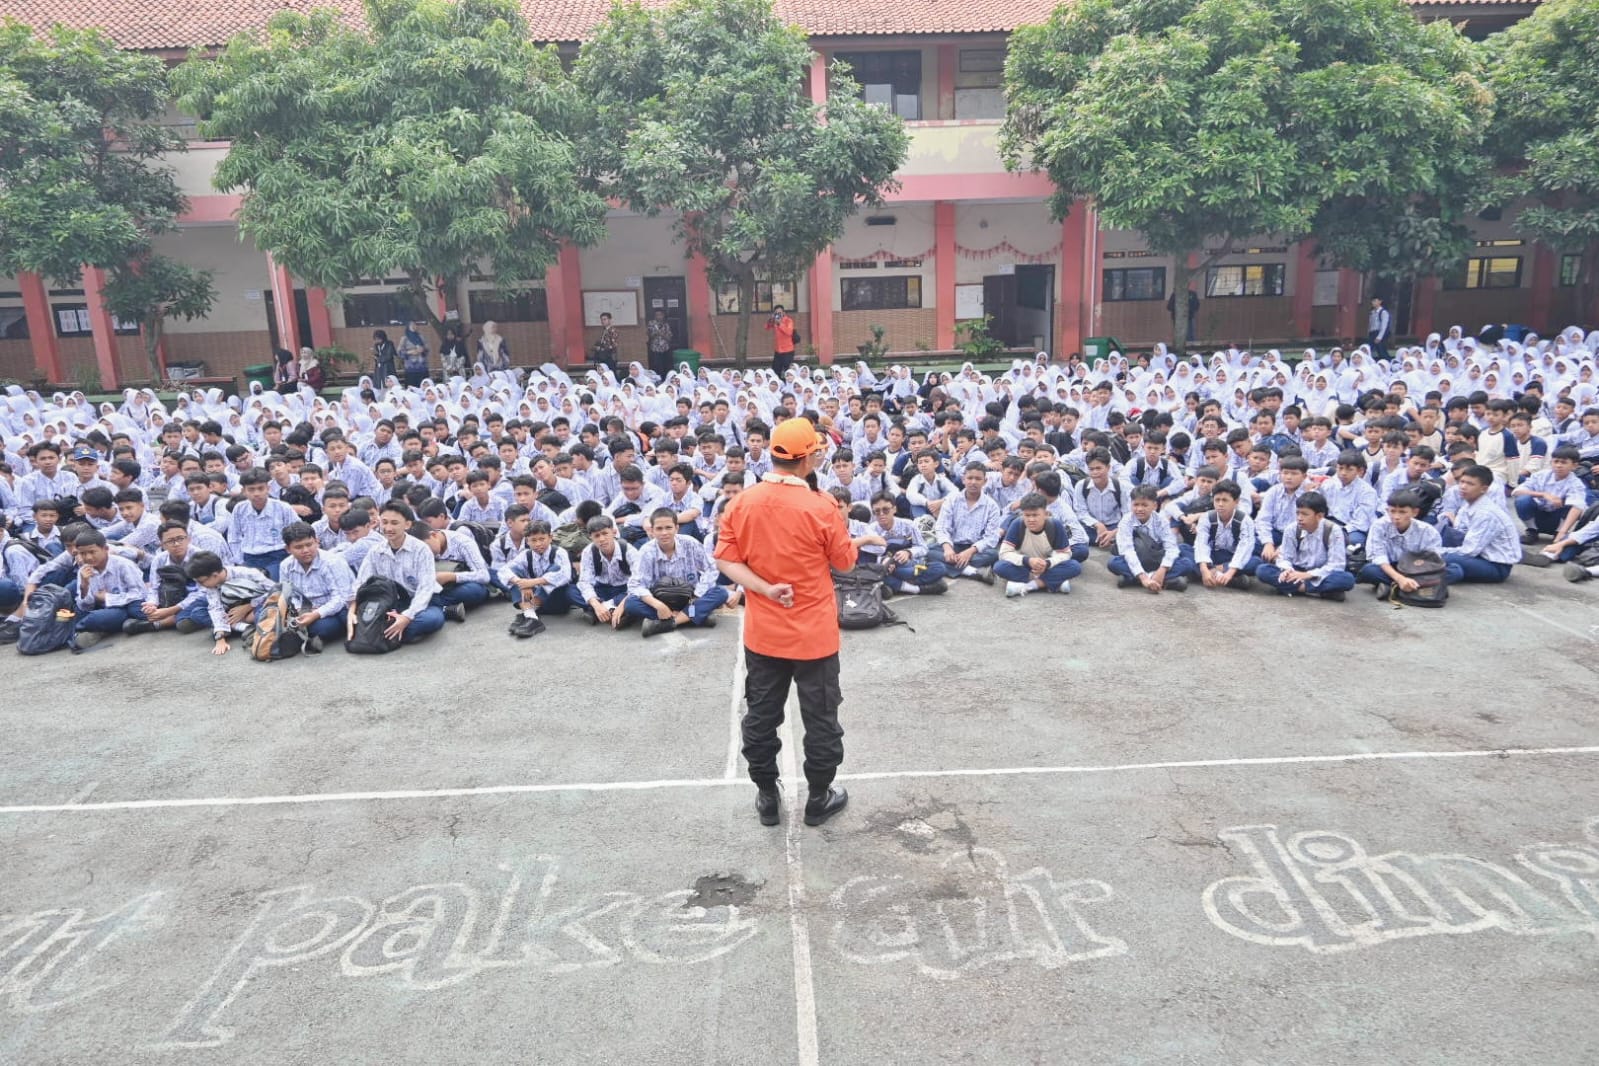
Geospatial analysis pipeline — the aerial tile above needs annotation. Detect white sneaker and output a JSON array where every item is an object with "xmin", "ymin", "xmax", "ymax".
[
  {"xmin": 1054, "ymin": 580, "xmax": 1071, "ymax": 594},
  {"xmin": 1004, "ymin": 581, "xmax": 1029, "ymax": 598}
]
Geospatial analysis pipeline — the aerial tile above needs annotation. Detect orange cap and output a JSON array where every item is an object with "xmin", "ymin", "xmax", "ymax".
[{"xmin": 770, "ymin": 417, "xmax": 823, "ymax": 460}]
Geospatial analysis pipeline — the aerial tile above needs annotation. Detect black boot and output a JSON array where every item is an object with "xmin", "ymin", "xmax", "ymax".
[
  {"xmin": 755, "ymin": 786, "xmax": 780, "ymax": 827},
  {"xmin": 804, "ymin": 786, "xmax": 848, "ymax": 827}
]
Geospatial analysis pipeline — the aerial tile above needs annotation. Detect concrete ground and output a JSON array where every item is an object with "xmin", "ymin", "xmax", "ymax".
[{"xmin": 2, "ymin": 556, "xmax": 1597, "ymax": 1065}]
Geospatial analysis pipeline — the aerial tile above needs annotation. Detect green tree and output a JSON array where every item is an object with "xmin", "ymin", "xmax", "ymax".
[
  {"xmin": 172, "ymin": 0, "xmax": 608, "ymax": 335},
  {"xmin": 1489, "ymin": 0, "xmax": 1599, "ymax": 324},
  {"xmin": 0, "ymin": 20, "xmax": 211, "ymax": 380},
  {"xmin": 572, "ymin": 0, "xmax": 908, "ymax": 365},
  {"xmin": 1002, "ymin": 0, "xmax": 1490, "ymax": 350},
  {"xmin": 102, "ymin": 253, "xmax": 218, "ymax": 379}
]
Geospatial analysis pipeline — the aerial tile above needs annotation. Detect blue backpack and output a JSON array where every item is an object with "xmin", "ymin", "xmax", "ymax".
[{"xmin": 18, "ymin": 585, "xmax": 79, "ymax": 656}]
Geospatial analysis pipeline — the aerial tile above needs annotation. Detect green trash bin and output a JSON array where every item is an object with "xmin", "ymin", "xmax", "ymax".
[
  {"xmin": 1082, "ymin": 336, "xmax": 1123, "ymax": 362},
  {"xmin": 672, "ymin": 348, "xmax": 702, "ymax": 373},
  {"xmin": 242, "ymin": 364, "xmax": 275, "ymax": 391}
]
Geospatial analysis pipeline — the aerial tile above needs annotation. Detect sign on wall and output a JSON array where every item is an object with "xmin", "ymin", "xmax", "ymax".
[
  {"xmin": 955, "ymin": 284, "xmax": 985, "ymax": 321},
  {"xmin": 583, "ymin": 291, "xmax": 640, "ymax": 327}
]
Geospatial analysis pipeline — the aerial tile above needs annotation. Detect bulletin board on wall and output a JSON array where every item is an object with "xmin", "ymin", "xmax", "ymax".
[
  {"xmin": 955, "ymin": 284, "xmax": 985, "ymax": 321},
  {"xmin": 583, "ymin": 291, "xmax": 639, "ymax": 327}
]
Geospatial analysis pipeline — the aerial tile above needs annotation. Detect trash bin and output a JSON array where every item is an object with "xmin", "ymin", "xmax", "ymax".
[
  {"xmin": 242, "ymin": 364, "xmax": 275, "ymax": 391},
  {"xmin": 1082, "ymin": 336, "xmax": 1123, "ymax": 361},
  {"xmin": 672, "ymin": 348, "xmax": 702, "ymax": 373}
]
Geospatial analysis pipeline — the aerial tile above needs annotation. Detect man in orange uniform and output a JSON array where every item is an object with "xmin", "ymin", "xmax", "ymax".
[
  {"xmin": 765, "ymin": 304, "xmax": 797, "ymax": 378},
  {"xmin": 714, "ymin": 417, "xmax": 858, "ymax": 827}
]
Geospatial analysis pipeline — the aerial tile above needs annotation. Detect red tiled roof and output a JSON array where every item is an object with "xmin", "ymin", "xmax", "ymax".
[{"xmin": 6, "ymin": 0, "xmax": 1539, "ymax": 51}]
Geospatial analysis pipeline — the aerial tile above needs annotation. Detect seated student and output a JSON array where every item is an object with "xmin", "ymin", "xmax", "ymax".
[
  {"xmin": 1029, "ymin": 471, "xmax": 1091, "ymax": 562},
  {"xmin": 497, "ymin": 519, "xmax": 571, "ymax": 638},
  {"xmin": 183, "ymin": 550, "xmax": 272, "ymax": 656},
  {"xmin": 858, "ymin": 491, "xmax": 946, "ymax": 595},
  {"xmin": 606, "ymin": 465, "xmax": 668, "ymax": 546},
  {"xmin": 624, "ymin": 507, "xmax": 729, "ymax": 637},
  {"xmin": 126, "ymin": 521, "xmax": 212, "ymax": 634},
  {"xmin": 349, "ymin": 500, "xmax": 447, "ymax": 645},
  {"xmin": 455, "ymin": 471, "xmax": 508, "ymax": 525},
  {"xmin": 488, "ymin": 503, "xmax": 532, "ymax": 597},
  {"xmin": 905, "ymin": 448, "xmax": 959, "ymax": 518},
  {"xmin": 1440, "ymin": 464, "xmax": 1523, "ymax": 584},
  {"xmin": 1254, "ymin": 456, "xmax": 1310, "ymax": 562},
  {"xmin": 1074, "ymin": 448, "xmax": 1131, "ymax": 549},
  {"xmin": 1193, "ymin": 479, "xmax": 1260, "ymax": 590},
  {"xmin": 1512, "ymin": 445, "xmax": 1586, "ymax": 547},
  {"xmin": 1321, "ymin": 449, "xmax": 1378, "ymax": 549},
  {"xmin": 276, "ymin": 520, "xmax": 356, "ymax": 652},
  {"xmin": 1164, "ymin": 464, "xmax": 1221, "ymax": 543},
  {"xmin": 102, "ymin": 487, "xmax": 161, "ymax": 560},
  {"xmin": 69, "ymin": 529, "xmax": 150, "ymax": 646},
  {"xmin": 0, "ymin": 520, "xmax": 45, "ymax": 614},
  {"xmin": 331, "ymin": 508, "xmax": 383, "ymax": 573},
  {"xmin": 577, "ymin": 516, "xmax": 641, "ymax": 628},
  {"xmin": 228, "ymin": 469, "xmax": 299, "ymax": 578},
  {"xmin": 986, "ymin": 456, "xmax": 1031, "ymax": 515},
  {"xmin": 1357, "ymin": 489, "xmax": 1464, "ymax": 598},
  {"xmin": 995, "ymin": 492, "xmax": 1082, "ymax": 597},
  {"xmin": 309, "ymin": 488, "xmax": 352, "ymax": 550},
  {"xmin": 424, "ymin": 522, "xmax": 489, "ymax": 621},
  {"xmin": 1109, "ymin": 484, "xmax": 1196, "ymax": 593},
  {"xmin": 1255, "ymin": 491, "xmax": 1356, "ymax": 601},
  {"xmin": 21, "ymin": 499, "xmax": 64, "ymax": 557},
  {"xmin": 663, "ymin": 463, "xmax": 705, "ymax": 540},
  {"xmin": 1127, "ymin": 430, "xmax": 1181, "ymax": 500},
  {"xmin": 935, "ymin": 464, "xmax": 1003, "ymax": 583}
]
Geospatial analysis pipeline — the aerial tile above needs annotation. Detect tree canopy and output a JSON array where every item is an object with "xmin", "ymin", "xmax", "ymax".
[
  {"xmin": 571, "ymin": 0, "xmax": 908, "ymax": 364},
  {"xmin": 1002, "ymin": 0, "xmax": 1491, "ymax": 348},
  {"xmin": 1489, "ymin": 0, "xmax": 1599, "ymax": 321},
  {"xmin": 172, "ymin": 0, "xmax": 609, "ymax": 332},
  {"xmin": 0, "ymin": 19, "xmax": 213, "ymax": 379}
]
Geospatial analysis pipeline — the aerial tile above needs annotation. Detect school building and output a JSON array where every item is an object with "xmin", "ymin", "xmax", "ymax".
[{"xmin": 0, "ymin": 0, "xmax": 1574, "ymax": 391}]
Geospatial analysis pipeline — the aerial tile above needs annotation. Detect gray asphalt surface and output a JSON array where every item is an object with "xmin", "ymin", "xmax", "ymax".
[{"xmin": 2, "ymin": 557, "xmax": 1597, "ymax": 1065}]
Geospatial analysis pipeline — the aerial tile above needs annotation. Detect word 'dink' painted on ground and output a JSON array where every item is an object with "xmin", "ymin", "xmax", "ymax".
[
  {"xmin": 828, "ymin": 848, "xmax": 1130, "ymax": 980},
  {"xmin": 1203, "ymin": 816, "xmax": 1599, "ymax": 953}
]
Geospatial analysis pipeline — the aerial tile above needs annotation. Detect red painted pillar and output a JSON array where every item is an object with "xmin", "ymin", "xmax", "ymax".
[
  {"xmin": 1528, "ymin": 244, "xmax": 1556, "ymax": 332},
  {"xmin": 1335, "ymin": 269, "xmax": 1363, "ymax": 342},
  {"xmin": 1412, "ymin": 276, "xmax": 1439, "ymax": 340},
  {"xmin": 937, "ymin": 44, "xmax": 957, "ymax": 121},
  {"xmin": 1290, "ymin": 240, "xmax": 1316, "ymax": 339},
  {"xmin": 809, "ymin": 52, "xmax": 827, "ymax": 106},
  {"xmin": 81, "ymin": 265, "xmax": 123, "ymax": 391},
  {"xmin": 435, "ymin": 276, "xmax": 449, "ymax": 321},
  {"xmin": 18, "ymin": 272, "xmax": 63, "ymax": 383},
  {"xmin": 264, "ymin": 253, "xmax": 301, "ymax": 353},
  {"xmin": 1057, "ymin": 205, "xmax": 1089, "ymax": 358},
  {"xmin": 935, "ymin": 201, "xmax": 956, "ymax": 350},
  {"xmin": 544, "ymin": 244, "xmax": 586, "ymax": 367},
  {"xmin": 305, "ymin": 287, "xmax": 335, "ymax": 349},
  {"xmin": 687, "ymin": 252, "xmax": 715, "ymax": 359}
]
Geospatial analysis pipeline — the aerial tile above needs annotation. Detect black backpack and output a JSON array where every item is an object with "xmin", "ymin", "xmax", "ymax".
[
  {"xmin": 155, "ymin": 564, "xmax": 193, "ymax": 609},
  {"xmin": 1394, "ymin": 550, "xmax": 1449, "ymax": 608},
  {"xmin": 450, "ymin": 521, "xmax": 497, "ymax": 563},
  {"xmin": 18, "ymin": 585, "xmax": 79, "ymax": 656},
  {"xmin": 344, "ymin": 576, "xmax": 409, "ymax": 654},
  {"xmin": 834, "ymin": 562, "xmax": 901, "ymax": 631},
  {"xmin": 1408, "ymin": 477, "xmax": 1444, "ymax": 517}
]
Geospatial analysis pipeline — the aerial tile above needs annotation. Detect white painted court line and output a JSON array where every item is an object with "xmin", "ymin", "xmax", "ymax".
[
  {"xmin": 723, "ymin": 613, "xmax": 747, "ymax": 779},
  {"xmin": 1504, "ymin": 602, "xmax": 1599, "ymax": 644},
  {"xmin": 778, "ymin": 690, "xmax": 822, "ymax": 1066},
  {"xmin": 3, "ymin": 744, "xmax": 1598, "ymax": 817}
]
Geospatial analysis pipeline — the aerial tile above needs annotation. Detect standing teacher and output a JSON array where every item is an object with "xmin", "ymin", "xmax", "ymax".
[{"xmin": 714, "ymin": 417, "xmax": 858, "ymax": 828}]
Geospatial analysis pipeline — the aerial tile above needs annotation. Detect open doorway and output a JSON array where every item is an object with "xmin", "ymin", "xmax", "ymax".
[
  {"xmin": 982, "ymin": 265, "xmax": 1054, "ymax": 352},
  {"xmin": 642, "ymin": 276, "xmax": 688, "ymax": 351},
  {"xmin": 1370, "ymin": 276, "xmax": 1414, "ymax": 338}
]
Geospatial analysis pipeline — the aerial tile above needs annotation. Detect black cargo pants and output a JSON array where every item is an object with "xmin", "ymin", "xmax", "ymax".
[{"xmin": 741, "ymin": 648, "xmax": 843, "ymax": 792}]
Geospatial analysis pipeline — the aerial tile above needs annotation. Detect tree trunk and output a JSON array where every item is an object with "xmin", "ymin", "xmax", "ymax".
[
  {"xmin": 404, "ymin": 273, "xmax": 447, "ymax": 335},
  {"xmin": 142, "ymin": 317, "xmax": 164, "ymax": 383},
  {"xmin": 1171, "ymin": 256, "xmax": 1192, "ymax": 357},
  {"xmin": 734, "ymin": 267, "xmax": 758, "ymax": 372}
]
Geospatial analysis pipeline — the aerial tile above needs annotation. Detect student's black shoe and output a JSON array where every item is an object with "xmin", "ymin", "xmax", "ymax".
[
  {"xmin": 755, "ymin": 787, "xmax": 780, "ymax": 827},
  {"xmin": 804, "ymin": 786, "xmax": 848, "ymax": 827},
  {"xmin": 305, "ymin": 635, "xmax": 324, "ymax": 654},
  {"xmin": 1565, "ymin": 562, "xmax": 1594, "ymax": 583},
  {"xmin": 174, "ymin": 619, "xmax": 201, "ymax": 634},
  {"xmin": 1520, "ymin": 550, "xmax": 1553, "ymax": 568},
  {"xmin": 922, "ymin": 579, "xmax": 949, "ymax": 595},
  {"xmin": 583, "ymin": 609, "xmax": 600, "ymax": 625},
  {"xmin": 523, "ymin": 617, "xmax": 547, "ymax": 638},
  {"xmin": 74, "ymin": 632, "xmax": 105, "ymax": 648},
  {"xmin": 695, "ymin": 613, "xmax": 717, "ymax": 629},
  {"xmin": 973, "ymin": 566, "xmax": 996, "ymax": 586},
  {"xmin": 1117, "ymin": 575, "xmax": 1138, "ymax": 589},
  {"xmin": 508, "ymin": 616, "xmax": 537, "ymax": 638},
  {"xmin": 1320, "ymin": 589, "xmax": 1347, "ymax": 602},
  {"xmin": 1373, "ymin": 581, "xmax": 1393, "ymax": 601},
  {"xmin": 641, "ymin": 617, "xmax": 676, "ymax": 638},
  {"xmin": 1227, "ymin": 572, "xmax": 1253, "ymax": 590},
  {"xmin": 1165, "ymin": 576, "xmax": 1187, "ymax": 592},
  {"xmin": 444, "ymin": 602, "xmax": 468, "ymax": 624},
  {"xmin": 1520, "ymin": 528, "xmax": 1543, "ymax": 545},
  {"xmin": 121, "ymin": 618, "xmax": 158, "ymax": 636}
]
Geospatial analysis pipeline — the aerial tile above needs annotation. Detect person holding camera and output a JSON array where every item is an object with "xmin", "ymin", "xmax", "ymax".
[{"xmin": 765, "ymin": 304, "xmax": 797, "ymax": 378}]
